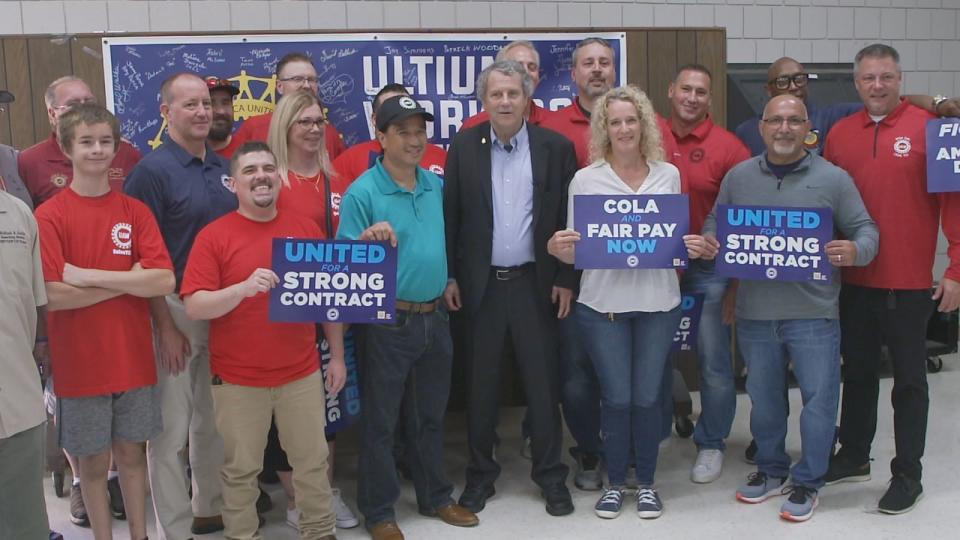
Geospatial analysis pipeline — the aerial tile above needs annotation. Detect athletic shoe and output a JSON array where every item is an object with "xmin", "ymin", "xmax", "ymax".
[
  {"xmin": 878, "ymin": 475, "xmax": 924, "ymax": 515},
  {"xmin": 594, "ymin": 488, "xmax": 624, "ymax": 519},
  {"xmin": 69, "ymin": 483, "xmax": 89, "ymax": 526},
  {"xmin": 736, "ymin": 472, "xmax": 787, "ymax": 503},
  {"xmin": 107, "ymin": 476, "xmax": 126, "ymax": 519},
  {"xmin": 691, "ymin": 449, "xmax": 724, "ymax": 484},
  {"xmin": 824, "ymin": 454, "xmax": 871, "ymax": 486},
  {"xmin": 571, "ymin": 448, "xmax": 603, "ymax": 491},
  {"xmin": 636, "ymin": 487, "xmax": 663, "ymax": 519},
  {"xmin": 780, "ymin": 485, "xmax": 818, "ymax": 522},
  {"xmin": 333, "ymin": 488, "xmax": 360, "ymax": 528}
]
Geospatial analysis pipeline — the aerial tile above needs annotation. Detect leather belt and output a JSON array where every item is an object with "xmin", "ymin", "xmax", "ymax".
[
  {"xmin": 395, "ymin": 299, "xmax": 439, "ymax": 313},
  {"xmin": 491, "ymin": 263, "xmax": 534, "ymax": 281}
]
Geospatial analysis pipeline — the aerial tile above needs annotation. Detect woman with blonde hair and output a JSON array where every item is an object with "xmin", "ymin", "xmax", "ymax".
[
  {"xmin": 547, "ymin": 85, "xmax": 717, "ymax": 520},
  {"xmin": 265, "ymin": 89, "xmax": 359, "ymax": 530}
]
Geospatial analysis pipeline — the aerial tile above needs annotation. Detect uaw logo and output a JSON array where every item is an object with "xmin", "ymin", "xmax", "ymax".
[
  {"xmin": 690, "ymin": 148, "xmax": 706, "ymax": 163},
  {"xmin": 149, "ymin": 71, "xmax": 279, "ymax": 150},
  {"xmin": 111, "ymin": 222, "xmax": 133, "ymax": 256},
  {"xmin": 331, "ymin": 192, "xmax": 342, "ymax": 216},
  {"xmin": 50, "ymin": 173, "xmax": 68, "ymax": 188},
  {"xmin": 893, "ymin": 136, "xmax": 912, "ymax": 158},
  {"xmin": 765, "ymin": 267, "xmax": 778, "ymax": 279},
  {"xmin": 429, "ymin": 164, "xmax": 444, "ymax": 176}
]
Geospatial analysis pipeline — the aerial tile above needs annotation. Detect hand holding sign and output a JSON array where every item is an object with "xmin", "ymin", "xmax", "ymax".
[
  {"xmin": 360, "ymin": 221, "xmax": 398, "ymax": 247},
  {"xmin": 241, "ymin": 268, "xmax": 280, "ymax": 297},
  {"xmin": 683, "ymin": 234, "xmax": 719, "ymax": 260},
  {"xmin": 825, "ymin": 239, "xmax": 858, "ymax": 267},
  {"xmin": 547, "ymin": 229, "xmax": 580, "ymax": 265}
]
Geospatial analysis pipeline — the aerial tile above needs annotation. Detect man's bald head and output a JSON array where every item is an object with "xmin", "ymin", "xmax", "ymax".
[{"xmin": 766, "ymin": 57, "xmax": 809, "ymax": 102}]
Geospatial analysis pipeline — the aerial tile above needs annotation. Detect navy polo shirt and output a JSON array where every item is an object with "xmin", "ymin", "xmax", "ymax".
[
  {"xmin": 124, "ymin": 136, "xmax": 237, "ymax": 288},
  {"xmin": 735, "ymin": 101, "xmax": 862, "ymax": 157}
]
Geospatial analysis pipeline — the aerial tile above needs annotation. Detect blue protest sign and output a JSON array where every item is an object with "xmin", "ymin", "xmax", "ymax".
[
  {"xmin": 102, "ymin": 33, "xmax": 625, "ymax": 152},
  {"xmin": 573, "ymin": 194, "xmax": 689, "ymax": 269},
  {"xmin": 270, "ymin": 238, "xmax": 397, "ymax": 323},
  {"xmin": 926, "ymin": 118, "xmax": 960, "ymax": 193},
  {"xmin": 715, "ymin": 205, "xmax": 833, "ymax": 282},
  {"xmin": 320, "ymin": 328, "xmax": 360, "ymax": 435},
  {"xmin": 672, "ymin": 293, "xmax": 705, "ymax": 353}
]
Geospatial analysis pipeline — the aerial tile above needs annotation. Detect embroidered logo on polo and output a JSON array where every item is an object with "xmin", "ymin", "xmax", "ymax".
[
  {"xmin": 108, "ymin": 167, "xmax": 125, "ymax": 184},
  {"xmin": 690, "ymin": 148, "xmax": 706, "ymax": 163},
  {"xmin": 50, "ymin": 173, "xmax": 68, "ymax": 188},
  {"xmin": 429, "ymin": 164, "xmax": 444, "ymax": 176},
  {"xmin": 111, "ymin": 222, "xmax": 133, "ymax": 256},
  {"xmin": 893, "ymin": 136, "xmax": 912, "ymax": 158}
]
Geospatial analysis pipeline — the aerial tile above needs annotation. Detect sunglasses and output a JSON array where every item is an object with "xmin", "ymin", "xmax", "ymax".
[{"xmin": 769, "ymin": 73, "xmax": 809, "ymax": 90}]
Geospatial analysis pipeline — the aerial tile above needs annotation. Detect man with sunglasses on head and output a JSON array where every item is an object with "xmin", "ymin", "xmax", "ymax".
[
  {"xmin": 18, "ymin": 76, "xmax": 141, "ymax": 207},
  {"xmin": 735, "ymin": 57, "xmax": 959, "ymax": 157}
]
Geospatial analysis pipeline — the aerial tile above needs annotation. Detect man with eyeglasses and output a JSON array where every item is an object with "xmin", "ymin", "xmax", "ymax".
[
  {"xmin": 231, "ymin": 52, "xmax": 347, "ymax": 159},
  {"xmin": 704, "ymin": 93, "xmax": 878, "ymax": 522},
  {"xmin": 734, "ymin": 57, "xmax": 959, "ymax": 157},
  {"xmin": 18, "ymin": 76, "xmax": 141, "ymax": 208},
  {"xmin": 822, "ymin": 43, "xmax": 960, "ymax": 515}
]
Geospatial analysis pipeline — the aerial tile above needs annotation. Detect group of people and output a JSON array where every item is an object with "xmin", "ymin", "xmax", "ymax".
[{"xmin": 1, "ymin": 35, "xmax": 958, "ymax": 540}]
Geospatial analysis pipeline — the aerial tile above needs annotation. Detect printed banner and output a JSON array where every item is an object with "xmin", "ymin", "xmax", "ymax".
[
  {"xmin": 102, "ymin": 33, "xmax": 626, "ymax": 152},
  {"xmin": 573, "ymin": 194, "xmax": 689, "ymax": 269},
  {"xmin": 320, "ymin": 328, "xmax": 360, "ymax": 435},
  {"xmin": 269, "ymin": 238, "xmax": 397, "ymax": 323},
  {"xmin": 672, "ymin": 293, "xmax": 705, "ymax": 353},
  {"xmin": 715, "ymin": 205, "xmax": 833, "ymax": 282},
  {"xmin": 926, "ymin": 118, "xmax": 960, "ymax": 193}
]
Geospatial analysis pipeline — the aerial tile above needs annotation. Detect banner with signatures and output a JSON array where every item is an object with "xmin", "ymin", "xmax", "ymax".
[{"xmin": 102, "ymin": 33, "xmax": 626, "ymax": 153}]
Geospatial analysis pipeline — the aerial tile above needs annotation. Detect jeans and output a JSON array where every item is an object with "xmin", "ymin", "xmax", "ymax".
[
  {"xmin": 680, "ymin": 260, "xmax": 736, "ymax": 450},
  {"xmin": 837, "ymin": 285, "xmax": 934, "ymax": 481},
  {"xmin": 357, "ymin": 309, "xmax": 454, "ymax": 526},
  {"xmin": 577, "ymin": 303, "xmax": 682, "ymax": 487},
  {"xmin": 736, "ymin": 318, "xmax": 841, "ymax": 488}
]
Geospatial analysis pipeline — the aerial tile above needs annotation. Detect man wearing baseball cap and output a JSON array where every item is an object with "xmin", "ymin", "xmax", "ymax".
[
  {"xmin": 337, "ymin": 95, "xmax": 478, "ymax": 540},
  {"xmin": 205, "ymin": 77, "xmax": 242, "ymax": 159}
]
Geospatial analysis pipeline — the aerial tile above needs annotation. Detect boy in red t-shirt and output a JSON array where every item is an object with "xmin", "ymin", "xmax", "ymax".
[
  {"xmin": 35, "ymin": 104, "xmax": 175, "ymax": 540},
  {"xmin": 181, "ymin": 141, "xmax": 345, "ymax": 539}
]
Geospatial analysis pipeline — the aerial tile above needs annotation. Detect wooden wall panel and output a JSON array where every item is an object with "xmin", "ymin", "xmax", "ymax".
[
  {"xmin": 697, "ymin": 30, "xmax": 727, "ymax": 127},
  {"xmin": 647, "ymin": 31, "xmax": 679, "ymax": 118},
  {"xmin": 625, "ymin": 30, "xmax": 649, "ymax": 94},
  {"xmin": 3, "ymin": 38, "xmax": 34, "ymax": 149},
  {"xmin": 71, "ymin": 37, "xmax": 107, "ymax": 106},
  {"xmin": 0, "ymin": 40, "xmax": 10, "ymax": 146},
  {"xmin": 27, "ymin": 38, "xmax": 73, "ymax": 141}
]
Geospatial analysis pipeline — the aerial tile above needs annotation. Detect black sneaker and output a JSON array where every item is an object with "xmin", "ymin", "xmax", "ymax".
[
  {"xmin": 69, "ymin": 483, "xmax": 89, "ymax": 527},
  {"xmin": 878, "ymin": 475, "xmax": 924, "ymax": 514},
  {"xmin": 744, "ymin": 440, "xmax": 757, "ymax": 465},
  {"xmin": 824, "ymin": 454, "xmax": 871, "ymax": 486},
  {"xmin": 107, "ymin": 476, "xmax": 126, "ymax": 519}
]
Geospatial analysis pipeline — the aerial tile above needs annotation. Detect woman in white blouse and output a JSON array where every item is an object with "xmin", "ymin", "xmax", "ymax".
[{"xmin": 548, "ymin": 85, "xmax": 716, "ymax": 520}]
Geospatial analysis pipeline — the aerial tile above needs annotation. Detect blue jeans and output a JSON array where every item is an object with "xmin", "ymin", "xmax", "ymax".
[
  {"xmin": 558, "ymin": 306, "xmax": 602, "ymax": 457},
  {"xmin": 577, "ymin": 303, "xmax": 682, "ymax": 486},
  {"xmin": 737, "ymin": 318, "xmax": 841, "ymax": 488},
  {"xmin": 680, "ymin": 260, "xmax": 736, "ymax": 450},
  {"xmin": 357, "ymin": 310, "xmax": 454, "ymax": 526}
]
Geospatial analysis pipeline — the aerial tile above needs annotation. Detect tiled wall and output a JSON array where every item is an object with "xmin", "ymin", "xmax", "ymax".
[{"xmin": 1, "ymin": 0, "xmax": 958, "ymax": 94}]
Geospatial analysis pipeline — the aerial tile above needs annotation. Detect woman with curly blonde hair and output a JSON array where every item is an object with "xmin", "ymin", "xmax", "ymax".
[{"xmin": 548, "ymin": 85, "xmax": 717, "ymax": 521}]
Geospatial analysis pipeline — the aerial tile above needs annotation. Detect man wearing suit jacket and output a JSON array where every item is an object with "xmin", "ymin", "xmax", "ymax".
[{"xmin": 444, "ymin": 60, "xmax": 579, "ymax": 517}]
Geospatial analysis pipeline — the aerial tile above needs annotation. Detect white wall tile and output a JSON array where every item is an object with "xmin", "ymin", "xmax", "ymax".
[
  {"xmin": 800, "ymin": 7, "xmax": 827, "ymax": 38},
  {"xmin": 916, "ymin": 41, "xmax": 942, "ymax": 71},
  {"xmin": 490, "ymin": 3, "xmax": 520, "ymax": 30},
  {"xmin": 456, "ymin": 2, "xmax": 492, "ymax": 29},
  {"xmin": 107, "ymin": 1, "xmax": 150, "ymax": 33},
  {"xmin": 190, "ymin": 1, "xmax": 232, "ymax": 32},
  {"xmin": 755, "ymin": 0, "xmax": 786, "ymax": 5},
  {"xmin": 930, "ymin": 9, "xmax": 957, "ymax": 39},
  {"xmin": 880, "ymin": 8, "xmax": 906, "ymax": 39},
  {"xmin": 728, "ymin": 39, "xmax": 756, "ymax": 63},
  {"xmin": 683, "ymin": 5, "xmax": 714, "ymax": 27},
  {"xmin": 561, "ymin": 3, "xmax": 593, "ymax": 28},
  {"xmin": 743, "ymin": 6, "xmax": 773, "ymax": 38},
  {"xmin": 421, "ymin": 1, "xmax": 456, "ymax": 29},
  {"xmin": 811, "ymin": 39, "xmax": 840, "ymax": 62},
  {"xmin": 755, "ymin": 39, "xmax": 786, "ymax": 62},
  {"xmin": 715, "ymin": 6, "xmax": 744, "ymax": 38},
  {"xmin": 654, "ymin": 5, "xmax": 684, "ymax": 26},
  {"xmin": 590, "ymin": 4, "xmax": 621, "ymax": 27},
  {"xmin": 836, "ymin": 0, "xmax": 864, "ymax": 5},
  {"xmin": 784, "ymin": 39, "xmax": 812, "ymax": 61},
  {"xmin": 891, "ymin": 40, "xmax": 916, "ymax": 70},
  {"xmin": 853, "ymin": 8, "xmax": 880, "ymax": 37},
  {"xmin": 903, "ymin": 71, "xmax": 930, "ymax": 95},
  {"xmin": 943, "ymin": 40, "xmax": 960, "ymax": 71},
  {"xmin": 65, "ymin": 1, "xmax": 108, "ymax": 33},
  {"xmin": 773, "ymin": 6, "xmax": 800, "ymax": 37},
  {"xmin": 524, "ymin": 2, "xmax": 558, "ymax": 27},
  {"xmin": 308, "ymin": 1, "xmax": 347, "ymax": 30},
  {"xmin": 838, "ymin": 39, "xmax": 872, "ymax": 63},
  {"xmin": 270, "ymin": 1, "xmax": 311, "ymax": 31},
  {"xmin": 149, "ymin": 1, "xmax": 191, "ymax": 32},
  {"xmin": 0, "ymin": 1, "xmax": 22, "ymax": 34},
  {"xmin": 346, "ymin": 0, "xmax": 384, "ymax": 29},
  {"xmin": 230, "ymin": 1, "xmax": 270, "ymax": 31},
  {"xmin": 864, "ymin": 0, "xmax": 891, "ymax": 6},
  {"xmin": 812, "ymin": 0, "xmax": 841, "ymax": 5},
  {"xmin": 906, "ymin": 10, "xmax": 932, "ymax": 39},
  {"xmin": 827, "ymin": 7, "xmax": 854, "ymax": 37},
  {"xmin": 917, "ymin": 0, "xmax": 942, "ymax": 7},
  {"xmin": 384, "ymin": 2, "xmax": 421, "ymax": 29},
  {"xmin": 891, "ymin": 0, "xmax": 919, "ymax": 6},
  {"xmin": 930, "ymin": 70, "xmax": 954, "ymax": 96},
  {"xmin": 22, "ymin": 0, "xmax": 65, "ymax": 34}
]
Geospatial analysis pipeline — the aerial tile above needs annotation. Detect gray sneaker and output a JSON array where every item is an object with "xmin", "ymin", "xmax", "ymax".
[
  {"xmin": 570, "ymin": 448, "xmax": 603, "ymax": 491},
  {"xmin": 780, "ymin": 485, "xmax": 818, "ymax": 522},
  {"xmin": 736, "ymin": 472, "xmax": 787, "ymax": 504},
  {"xmin": 691, "ymin": 449, "xmax": 724, "ymax": 484}
]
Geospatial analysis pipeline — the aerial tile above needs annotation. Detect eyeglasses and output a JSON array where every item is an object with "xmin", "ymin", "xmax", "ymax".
[
  {"xmin": 769, "ymin": 73, "xmax": 809, "ymax": 90},
  {"xmin": 761, "ymin": 116, "xmax": 807, "ymax": 128},
  {"xmin": 295, "ymin": 117, "xmax": 326, "ymax": 129},
  {"xmin": 279, "ymin": 76, "xmax": 319, "ymax": 85},
  {"xmin": 52, "ymin": 98, "xmax": 97, "ymax": 112}
]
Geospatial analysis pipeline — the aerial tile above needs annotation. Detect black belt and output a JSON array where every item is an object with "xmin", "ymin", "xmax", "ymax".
[{"xmin": 491, "ymin": 263, "xmax": 534, "ymax": 281}]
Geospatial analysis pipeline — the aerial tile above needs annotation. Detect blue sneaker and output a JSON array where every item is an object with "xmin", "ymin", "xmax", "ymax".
[
  {"xmin": 636, "ymin": 487, "xmax": 663, "ymax": 519},
  {"xmin": 780, "ymin": 485, "xmax": 818, "ymax": 522},
  {"xmin": 736, "ymin": 472, "xmax": 787, "ymax": 503},
  {"xmin": 594, "ymin": 488, "xmax": 624, "ymax": 519}
]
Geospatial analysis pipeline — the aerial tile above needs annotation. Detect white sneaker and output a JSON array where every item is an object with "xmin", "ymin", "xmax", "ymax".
[
  {"xmin": 332, "ymin": 488, "xmax": 360, "ymax": 529},
  {"xmin": 286, "ymin": 506, "xmax": 300, "ymax": 530},
  {"xmin": 691, "ymin": 449, "xmax": 724, "ymax": 484}
]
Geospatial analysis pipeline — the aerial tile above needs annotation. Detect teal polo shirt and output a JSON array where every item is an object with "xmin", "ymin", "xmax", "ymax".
[{"xmin": 336, "ymin": 158, "xmax": 447, "ymax": 302}]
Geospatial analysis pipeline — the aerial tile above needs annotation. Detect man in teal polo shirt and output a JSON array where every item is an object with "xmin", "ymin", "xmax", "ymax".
[{"xmin": 337, "ymin": 95, "xmax": 478, "ymax": 540}]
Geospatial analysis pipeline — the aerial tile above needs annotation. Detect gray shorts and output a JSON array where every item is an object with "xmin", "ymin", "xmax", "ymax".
[{"xmin": 57, "ymin": 385, "xmax": 163, "ymax": 457}]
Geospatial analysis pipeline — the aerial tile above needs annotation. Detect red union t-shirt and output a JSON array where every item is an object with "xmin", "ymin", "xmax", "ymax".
[
  {"xmin": 180, "ymin": 210, "xmax": 322, "ymax": 387},
  {"xmin": 35, "ymin": 188, "xmax": 172, "ymax": 398},
  {"xmin": 277, "ymin": 170, "xmax": 351, "ymax": 237}
]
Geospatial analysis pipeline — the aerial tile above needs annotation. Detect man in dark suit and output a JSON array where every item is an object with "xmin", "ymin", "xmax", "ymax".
[{"xmin": 443, "ymin": 59, "xmax": 579, "ymax": 517}]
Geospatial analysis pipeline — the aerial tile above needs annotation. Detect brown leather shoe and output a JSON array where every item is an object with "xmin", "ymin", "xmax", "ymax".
[
  {"xmin": 421, "ymin": 503, "xmax": 479, "ymax": 527},
  {"xmin": 190, "ymin": 515, "xmax": 225, "ymax": 535},
  {"xmin": 369, "ymin": 521, "xmax": 405, "ymax": 540}
]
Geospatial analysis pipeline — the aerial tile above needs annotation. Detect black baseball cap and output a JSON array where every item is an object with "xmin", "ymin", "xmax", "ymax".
[
  {"xmin": 205, "ymin": 76, "xmax": 240, "ymax": 97},
  {"xmin": 375, "ymin": 95, "xmax": 433, "ymax": 132},
  {"xmin": 0, "ymin": 90, "xmax": 13, "ymax": 103}
]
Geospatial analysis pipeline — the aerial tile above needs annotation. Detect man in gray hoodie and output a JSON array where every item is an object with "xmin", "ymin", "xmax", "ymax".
[{"xmin": 703, "ymin": 94, "xmax": 878, "ymax": 523}]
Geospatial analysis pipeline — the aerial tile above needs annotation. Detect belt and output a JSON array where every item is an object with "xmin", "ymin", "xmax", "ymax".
[
  {"xmin": 395, "ymin": 299, "xmax": 439, "ymax": 313},
  {"xmin": 491, "ymin": 262, "xmax": 534, "ymax": 281}
]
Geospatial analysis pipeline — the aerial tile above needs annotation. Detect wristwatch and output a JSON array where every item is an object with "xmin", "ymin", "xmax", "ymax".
[{"xmin": 933, "ymin": 94, "xmax": 949, "ymax": 113}]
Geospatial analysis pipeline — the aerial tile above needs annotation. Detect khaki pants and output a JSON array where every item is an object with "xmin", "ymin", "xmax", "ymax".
[
  {"xmin": 0, "ymin": 423, "xmax": 49, "ymax": 540},
  {"xmin": 147, "ymin": 295, "xmax": 224, "ymax": 540},
  {"xmin": 212, "ymin": 370, "xmax": 335, "ymax": 539}
]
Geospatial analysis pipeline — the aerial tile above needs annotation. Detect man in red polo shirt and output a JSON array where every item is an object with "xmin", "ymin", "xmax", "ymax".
[
  {"xmin": 231, "ymin": 52, "xmax": 346, "ymax": 160},
  {"xmin": 332, "ymin": 83, "xmax": 447, "ymax": 184},
  {"xmin": 206, "ymin": 76, "xmax": 243, "ymax": 159},
  {"xmin": 18, "ymin": 76, "xmax": 140, "ymax": 207},
  {"xmin": 460, "ymin": 41, "xmax": 549, "ymax": 130}
]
